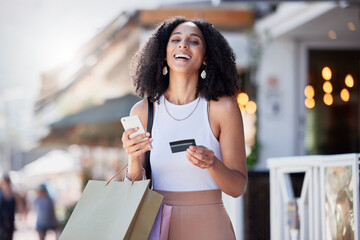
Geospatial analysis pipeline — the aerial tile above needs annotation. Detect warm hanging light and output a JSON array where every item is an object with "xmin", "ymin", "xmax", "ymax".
[
  {"xmin": 348, "ymin": 22, "xmax": 356, "ymax": 31},
  {"xmin": 305, "ymin": 98, "xmax": 315, "ymax": 109},
  {"xmin": 322, "ymin": 67, "xmax": 332, "ymax": 80},
  {"xmin": 345, "ymin": 74, "xmax": 354, "ymax": 88},
  {"xmin": 245, "ymin": 101, "xmax": 257, "ymax": 114},
  {"xmin": 328, "ymin": 30, "xmax": 337, "ymax": 40},
  {"xmin": 340, "ymin": 88, "xmax": 350, "ymax": 102},
  {"xmin": 237, "ymin": 93, "xmax": 249, "ymax": 106},
  {"xmin": 323, "ymin": 82, "xmax": 333, "ymax": 93},
  {"xmin": 323, "ymin": 93, "xmax": 333, "ymax": 106},
  {"xmin": 304, "ymin": 85, "xmax": 315, "ymax": 98}
]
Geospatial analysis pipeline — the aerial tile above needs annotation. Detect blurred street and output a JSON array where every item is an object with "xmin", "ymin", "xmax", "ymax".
[{"xmin": 13, "ymin": 211, "xmax": 57, "ymax": 240}]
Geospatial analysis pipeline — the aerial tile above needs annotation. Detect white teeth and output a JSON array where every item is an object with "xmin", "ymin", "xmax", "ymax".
[{"xmin": 175, "ymin": 54, "xmax": 191, "ymax": 59}]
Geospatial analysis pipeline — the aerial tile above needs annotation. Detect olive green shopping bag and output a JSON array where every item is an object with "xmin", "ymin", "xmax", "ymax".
[{"xmin": 59, "ymin": 179, "xmax": 163, "ymax": 240}]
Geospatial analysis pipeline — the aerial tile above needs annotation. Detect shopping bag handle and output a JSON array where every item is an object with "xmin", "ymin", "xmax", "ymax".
[
  {"xmin": 105, "ymin": 164, "xmax": 144, "ymax": 186},
  {"xmin": 105, "ymin": 164, "xmax": 128, "ymax": 186}
]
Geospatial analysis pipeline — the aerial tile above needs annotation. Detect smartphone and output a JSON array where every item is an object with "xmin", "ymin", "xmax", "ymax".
[{"xmin": 121, "ymin": 115, "xmax": 151, "ymax": 148}]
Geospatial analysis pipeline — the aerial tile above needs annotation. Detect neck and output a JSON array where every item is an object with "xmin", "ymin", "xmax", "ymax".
[{"xmin": 166, "ymin": 72, "xmax": 199, "ymax": 105}]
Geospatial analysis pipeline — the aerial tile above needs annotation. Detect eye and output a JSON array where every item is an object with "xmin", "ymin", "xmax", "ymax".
[
  {"xmin": 190, "ymin": 39, "xmax": 199, "ymax": 45},
  {"xmin": 170, "ymin": 38, "xmax": 180, "ymax": 43}
]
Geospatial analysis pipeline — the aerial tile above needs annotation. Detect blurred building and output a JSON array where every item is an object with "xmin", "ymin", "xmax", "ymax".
[
  {"xmin": 35, "ymin": 12, "xmax": 140, "ymax": 128},
  {"xmin": 255, "ymin": 2, "xmax": 360, "ymax": 169},
  {"xmin": 0, "ymin": 87, "xmax": 36, "ymax": 172}
]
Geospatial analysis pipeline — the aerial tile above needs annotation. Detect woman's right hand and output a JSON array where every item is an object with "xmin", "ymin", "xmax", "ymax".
[{"xmin": 122, "ymin": 128, "xmax": 152, "ymax": 161}]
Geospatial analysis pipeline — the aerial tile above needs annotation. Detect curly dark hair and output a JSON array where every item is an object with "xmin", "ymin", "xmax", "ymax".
[{"xmin": 130, "ymin": 16, "xmax": 240, "ymax": 102}]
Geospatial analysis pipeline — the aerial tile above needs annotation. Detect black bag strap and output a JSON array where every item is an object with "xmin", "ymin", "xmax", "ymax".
[{"xmin": 145, "ymin": 97, "xmax": 153, "ymax": 181}]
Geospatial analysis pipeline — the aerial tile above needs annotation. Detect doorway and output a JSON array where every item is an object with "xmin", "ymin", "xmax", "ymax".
[{"xmin": 305, "ymin": 50, "xmax": 360, "ymax": 155}]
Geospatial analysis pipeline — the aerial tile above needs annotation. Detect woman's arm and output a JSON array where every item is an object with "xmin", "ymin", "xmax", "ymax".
[
  {"xmin": 121, "ymin": 99, "xmax": 153, "ymax": 181},
  {"xmin": 186, "ymin": 96, "xmax": 247, "ymax": 197}
]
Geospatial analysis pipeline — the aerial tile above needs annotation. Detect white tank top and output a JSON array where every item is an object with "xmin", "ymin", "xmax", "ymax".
[{"xmin": 150, "ymin": 95, "xmax": 222, "ymax": 191}]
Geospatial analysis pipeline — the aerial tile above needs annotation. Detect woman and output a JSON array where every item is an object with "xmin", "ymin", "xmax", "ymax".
[
  {"xmin": 122, "ymin": 17, "xmax": 247, "ymax": 239},
  {"xmin": 34, "ymin": 184, "xmax": 58, "ymax": 240}
]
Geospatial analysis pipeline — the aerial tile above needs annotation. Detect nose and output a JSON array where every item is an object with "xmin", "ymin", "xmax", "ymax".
[{"xmin": 178, "ymin": 39, "xmax": 188, "ymax": 48}]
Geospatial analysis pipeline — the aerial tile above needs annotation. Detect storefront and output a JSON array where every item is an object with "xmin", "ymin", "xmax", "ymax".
[{"xmin": 255, "ymin": 2, "xmax": 360, "ymax": 169}]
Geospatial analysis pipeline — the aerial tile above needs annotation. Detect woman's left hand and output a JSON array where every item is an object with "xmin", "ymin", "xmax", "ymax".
[{"xmin": 186, "ymin": 145, "xmax": 216, "ymax": 169}]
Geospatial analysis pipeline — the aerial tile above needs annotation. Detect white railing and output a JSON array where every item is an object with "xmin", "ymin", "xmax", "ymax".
[{"xmin": 267, "ymin": 153, "xmax": 359, "ymax": 240}]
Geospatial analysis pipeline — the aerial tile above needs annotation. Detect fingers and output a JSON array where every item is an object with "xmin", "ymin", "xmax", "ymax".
[
  {"xmin": 187, "ymin": 154, "xmax": 206, "ymax": 168},
  {"xmin": 127, "ymin": 138, "xmax": 152, "ymax": 155},
  {"xmin": 122, "ymin": 128, "xmax": 152, "ymax": 157},
  {"xmin": 186, "ymin": 146, "xmax": 214, "ymax": 169},
  {"xmin": 127, "ymin": 132, "xmax": 150, "ymax": 147},
  {"xmin": 128, "ymin": 143, "xmax": 152, "ymax": 158},
  {"xmin": 188, "ymin": 145, "xmax": 213, "ymax": 158},
  {"xmin": 121, "ymin": 127, "xmax": 141, "ymax": 143},
  {"xmin": 122, "ymin": 128, "xmax": 149, "ymax": 146}
]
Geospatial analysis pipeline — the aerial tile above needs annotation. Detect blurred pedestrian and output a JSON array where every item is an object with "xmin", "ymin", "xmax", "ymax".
[
  {"xmin": 34, "ymin": 184, "xmax": 58, "ymax": 240},
  {"xmin": 0, "ymin": 174, "xmax": 16, "ymax": 240},
  {"xmin": 14, "ymin": 192, "xmax": 28, "ymax": 225}
]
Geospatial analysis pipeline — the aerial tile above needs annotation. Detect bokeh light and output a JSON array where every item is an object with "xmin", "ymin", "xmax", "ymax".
[
  {"xmin": 322, "ymin": 67, "xmax": 332, "ymax": 80},
  {"xmin": 328, "ymin": 30, "xmax": 337, "ymax": 40},
  {"xmin": 345, "ymin": 74, "xmax": 354, "ymax": 88},
  {"xmin": 245, "ymin": 101, "xmax": 257, "ymax": 114},
  {"xmin": 305, "ymin": 98, "xmax": 315, "ymax": 109},
  {"xmin": 323, "ymin": 93, "xmax": 333, "ymax": 106},
  {"xmin": 340, "ymin": 88, "xmax": 350, "ymax": 102},
  {"xmin": 348, "ymin": 22, "xmax": 356, "ymax": 31},
  {"xmin": 323, "ymin": 81, "xmax": 333, "ymax": 93},
  {"xmin": 237, "ymin": 93, "xmax": 249, "ymax": 106},
  {"xmin": 304, "ymin": 85, "xmax": 315, "ymax": 98}
]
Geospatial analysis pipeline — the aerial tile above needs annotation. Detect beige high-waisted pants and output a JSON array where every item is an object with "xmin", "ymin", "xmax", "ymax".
[{"xmin": 155, "ymin": 190, "xmax": 236, "ymax": 240}]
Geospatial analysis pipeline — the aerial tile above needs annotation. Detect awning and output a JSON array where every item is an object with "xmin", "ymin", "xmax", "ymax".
[
  {"xmin": 22, "ymin": 149, "xmax": 80, "ymax": 177},
  {"xmin": 42, "ymin": 94, "xmax": 141, "ymax": 146},
  {"xmin": 50, "ymin": 93, "xmax": 141, "ymax": 128},
  {"xmin": 255, "ymin": 2, "xmax": 337, "ymax": 41}
]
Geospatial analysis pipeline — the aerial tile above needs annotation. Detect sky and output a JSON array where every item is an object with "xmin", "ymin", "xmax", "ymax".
[
  {"xmin": 0, "ymin": 0, "xmax": 164, "ymax": 151},
  {"xmin": 0, "ymin": 0, "xmax": 164, "ymax": 98}
]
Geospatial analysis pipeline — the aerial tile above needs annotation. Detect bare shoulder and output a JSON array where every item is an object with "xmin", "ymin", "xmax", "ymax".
[
  {"xmin": 208, "ymin": 96, "xmax": 242, "ymax": 138},
  {"xmin": 210, "ymin": 96, "xmax": 240, "ymax": 116},
  {"xmin": 130, "ymin": 98, "xmax": 149, "ymax": 130}
]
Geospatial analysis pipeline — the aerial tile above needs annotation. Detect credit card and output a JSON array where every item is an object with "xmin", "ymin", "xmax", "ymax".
[{"xmin": 169, "ymin": 139, "xmax": 196, "ymax": 153}]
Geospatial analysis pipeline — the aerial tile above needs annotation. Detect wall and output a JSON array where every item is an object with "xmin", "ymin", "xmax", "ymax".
[{"xmin": 256, "ymin": 40, "xmax": 298, "ymax": 169}]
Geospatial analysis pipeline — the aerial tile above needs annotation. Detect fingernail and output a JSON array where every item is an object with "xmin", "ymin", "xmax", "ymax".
[
  {"xmin": 134, "ymin": 127, "xmax": 139, "ymax": 130},
  {"xmin": 146, "ymin": 132, "xmax": 150, "ymax": 137}
]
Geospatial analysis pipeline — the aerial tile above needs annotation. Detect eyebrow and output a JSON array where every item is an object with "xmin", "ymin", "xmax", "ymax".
[{"xmin": 170, "ymin": 32, "xmax": 204, "ymax": 41}]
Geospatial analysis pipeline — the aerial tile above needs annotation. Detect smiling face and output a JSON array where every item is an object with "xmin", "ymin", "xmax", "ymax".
[{"xmin": 166, "ymin": 22, "xmax": 206, "ymax": 76}]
